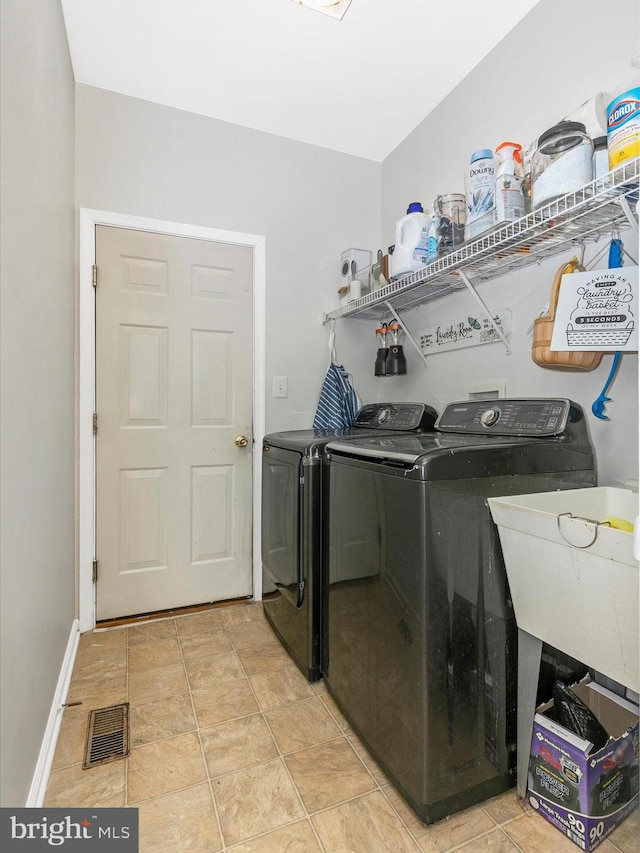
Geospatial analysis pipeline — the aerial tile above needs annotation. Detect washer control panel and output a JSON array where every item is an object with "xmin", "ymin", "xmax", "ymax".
[
  {"xmin": 436, "ymin": 399, "xmax": 573, "ymax": 436},
  {"xmin": 355, "ymin": 402, "xmax": 437, "ymax": 431}
]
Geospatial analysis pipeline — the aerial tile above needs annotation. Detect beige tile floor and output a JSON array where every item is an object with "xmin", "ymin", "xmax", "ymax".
[{"xmin": 45, "ymin": 601, "xmax": 638, "ymax": 852}]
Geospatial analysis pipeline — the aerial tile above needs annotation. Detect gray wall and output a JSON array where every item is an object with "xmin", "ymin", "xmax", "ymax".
[
  {"xmin": 363, "ymin": 0, "xmax": 639, "ymax": 487},
  {"xmin": 0, "ymin": 0, "xmax": 76, "ymax": 805},
  {"xmin": 74, "ymin": 85, "xmax": 381, "ymax": 432}
]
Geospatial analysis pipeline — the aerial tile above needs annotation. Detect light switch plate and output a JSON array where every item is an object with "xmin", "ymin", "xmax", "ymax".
[{"xmin": 273, "ymin": 376, "xmax": 288, "ymax": 398}]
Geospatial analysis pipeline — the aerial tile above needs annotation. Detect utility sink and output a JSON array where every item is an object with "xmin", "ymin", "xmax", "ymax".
[
  {"xmin": 488, "ymin": 487, "xmax": 639, "ymax": 693},
  {"xmin": 488, "ymin": 487, "xmax": 639, "ymax": 798}
]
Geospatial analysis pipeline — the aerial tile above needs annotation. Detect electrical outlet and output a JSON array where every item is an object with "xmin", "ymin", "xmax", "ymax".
[{"xmin": 273, "ymin": 376, "xmax": 288, "ymax": 398}]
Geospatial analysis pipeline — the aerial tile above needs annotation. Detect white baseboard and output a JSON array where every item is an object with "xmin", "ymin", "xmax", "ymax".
[{"xmin": 26, "ymin": 619, "xmax": 81, "ymax": 807}]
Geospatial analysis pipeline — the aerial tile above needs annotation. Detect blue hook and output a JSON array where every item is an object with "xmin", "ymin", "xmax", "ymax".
[
  {"xmin": 592, "ymin": 351, "xmax": 622, "ymax": 420},
  {"xmin": 608, "ymin": 238, "xmax": 623, "ymax": 269},
  {"xmin": 591, "ymin": 239, "xmax": 623, "ymax": 421}
]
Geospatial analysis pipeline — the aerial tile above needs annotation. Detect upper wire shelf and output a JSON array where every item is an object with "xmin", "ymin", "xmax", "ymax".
[{"xmin": 323, "ymin": 157, "xmax": 640, "ymax": 323}]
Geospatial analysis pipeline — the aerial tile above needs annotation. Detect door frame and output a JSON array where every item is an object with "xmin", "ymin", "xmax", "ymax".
[{"xmin": 78, "ymin": 208, "xmax": 266, "ymax": 632}]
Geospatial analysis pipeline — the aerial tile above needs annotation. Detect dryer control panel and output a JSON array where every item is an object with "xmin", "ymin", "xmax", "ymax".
[
  {"xmin": 436, "ymin": 398, "xmax": 574, "ymax": 436},
  {"xmin": 355, "ymin": 402, "xmax": 437, "ymax": 431}
]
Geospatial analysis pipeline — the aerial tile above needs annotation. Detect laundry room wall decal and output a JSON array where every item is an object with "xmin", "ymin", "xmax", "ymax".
[{"xmin": 418, "ymin": 308, "xmax": 512, "ymax": 355}]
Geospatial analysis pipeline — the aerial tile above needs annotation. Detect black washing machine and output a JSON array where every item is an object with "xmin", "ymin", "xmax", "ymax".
[
  {"xmin": 261, "ymin": 402, "xmax": 438, "ymax": 681},
  {"xmin": 322, "ymin": 398, "xmax": 596, "ymax": 823}
]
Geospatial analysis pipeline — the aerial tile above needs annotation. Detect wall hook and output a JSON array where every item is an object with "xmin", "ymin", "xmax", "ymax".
[{"xmin": 578, "ymin": 241, "xmax": 586, "ymax": 266}]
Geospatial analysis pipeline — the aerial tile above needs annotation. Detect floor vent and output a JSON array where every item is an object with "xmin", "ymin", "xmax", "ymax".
[{"xmin": 83, "ymin": 703, "xmax": 129, "ymax": 769}]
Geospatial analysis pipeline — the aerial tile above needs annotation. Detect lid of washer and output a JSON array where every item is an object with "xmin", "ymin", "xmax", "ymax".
[{"xmin": 325, "ymin": 399, "xmax": 594, "ymax": 474}]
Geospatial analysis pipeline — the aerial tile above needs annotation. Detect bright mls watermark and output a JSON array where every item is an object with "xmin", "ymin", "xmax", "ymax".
[{"xmin": 0, "ymin": 809, "xmax": 138, "ymax": 850}]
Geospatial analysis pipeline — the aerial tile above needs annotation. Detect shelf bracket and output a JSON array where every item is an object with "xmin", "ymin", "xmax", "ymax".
[
  {"xmin": 383, "ymin": 301, "xmax": 428, "ymax": 368},
  {"xmin": 617, "ymin": 196, "xmax": 639, "ymax": 238},
  {"xmin": 457, "ymin": 270, "xmax": 512, "ymax": 354}
]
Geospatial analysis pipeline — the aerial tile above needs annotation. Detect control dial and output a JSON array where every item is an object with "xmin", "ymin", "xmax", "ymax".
[{"xmin": 480, "ymin": 406, "xmax": 501, "ymax": 427}]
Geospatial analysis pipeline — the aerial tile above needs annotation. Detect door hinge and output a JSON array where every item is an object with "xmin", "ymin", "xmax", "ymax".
[
  {"xmin": 92, "ymin": 560, "xmax": 98, "ymax": 583},
  {"xmin": 92, "ymin": 265, "xmax": 98, "ymax": 288},
  {"xmin": 93, "ymin": 412, "xmax": 98, "ymax": 434}
]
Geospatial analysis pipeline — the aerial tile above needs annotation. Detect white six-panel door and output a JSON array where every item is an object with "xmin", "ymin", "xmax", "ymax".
[{"xmin": 95, "ymin": 226, "xmax": 253, "ymax": 620}]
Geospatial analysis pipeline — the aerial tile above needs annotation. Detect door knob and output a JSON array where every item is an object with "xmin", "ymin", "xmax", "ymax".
[{"xmin": 235, "ymin": 434, "xmax": 249, "ymax": 448}]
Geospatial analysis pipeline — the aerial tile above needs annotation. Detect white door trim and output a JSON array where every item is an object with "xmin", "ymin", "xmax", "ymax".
[{"xmin": 78, "ymin": 209, "xmax": 266, "ymax": 633}]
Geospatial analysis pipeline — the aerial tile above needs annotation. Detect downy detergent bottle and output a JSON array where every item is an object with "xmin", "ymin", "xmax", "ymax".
[
  {"xmin": 465, "ymin": 149, "xmax": 496, "ymax": 240},
  {"xmin": 390, "ymin": 203, "xmax": 430, "ymax": 278}
]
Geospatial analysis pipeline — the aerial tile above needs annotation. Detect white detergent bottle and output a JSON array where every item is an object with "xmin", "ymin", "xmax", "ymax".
[
  {"xmin": 390, "ymin": 202, "xmax": 430, "ymax": 278},
  {"xmin": 494, "ymin": 141, "xmax": 525, "ymax": 223},
  {"xmin": 465, "ymin": 149, "xmax": 496, "ymax": 240}
]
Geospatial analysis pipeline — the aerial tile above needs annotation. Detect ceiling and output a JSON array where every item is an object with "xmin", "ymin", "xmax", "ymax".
[{"xmin": 60, "ymin": 0, "xmax": 541, "ymax": 162}]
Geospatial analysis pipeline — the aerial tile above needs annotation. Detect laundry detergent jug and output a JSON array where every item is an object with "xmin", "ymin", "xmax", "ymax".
[{"xmin": 390, "ymin": 203, "xmax": 430, "ymax": 278}]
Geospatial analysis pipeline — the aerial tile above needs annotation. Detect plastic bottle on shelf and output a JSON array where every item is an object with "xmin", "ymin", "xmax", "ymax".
[
  {"xmin": 465, "ymin": 149, "xmax": 496, "ymax": 240},
  {"xmin": 426, "ymin": 207, "xmax": 439, "ymax": 262},
  {"xmin": 607, "ymin": 51, "xmax": 640, "ymax": 170},
  {"xmin": 390, "ymin": 202, "xmax": 430, "ymax": 278},
  {"xmin": 494, "ymin": 141, "xmax": 525, "ymax": 223}
]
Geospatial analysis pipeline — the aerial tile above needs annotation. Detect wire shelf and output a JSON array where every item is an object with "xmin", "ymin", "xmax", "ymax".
[{"xmin": 323, "ymin": 158, "xmax": 640, "ymax": 323}]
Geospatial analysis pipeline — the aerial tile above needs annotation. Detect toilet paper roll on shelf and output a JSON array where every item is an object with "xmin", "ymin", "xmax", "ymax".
[
  {"xmin": 338, "ymin": 279, "xmax": 364, "ymax": 306},
  {"xmin": 349, "ymin": 279, "xmax": 362, "ymax": 300}
]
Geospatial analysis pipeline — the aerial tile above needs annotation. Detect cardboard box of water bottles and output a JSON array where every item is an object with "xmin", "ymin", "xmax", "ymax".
[{"xmin": 528, "ymin": 678, "xmax": 639, "ymax": 850}]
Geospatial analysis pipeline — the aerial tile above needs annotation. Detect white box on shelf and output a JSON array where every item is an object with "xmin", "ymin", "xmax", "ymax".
[{"xmin": 340, "ymin": 248, "xmax": 371, "ymax": 288}]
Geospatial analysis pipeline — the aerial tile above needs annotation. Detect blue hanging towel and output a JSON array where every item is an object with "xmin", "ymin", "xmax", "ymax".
[{"xmin": 313, "ymin": 328, "xmax": 360, "ymax": 430}]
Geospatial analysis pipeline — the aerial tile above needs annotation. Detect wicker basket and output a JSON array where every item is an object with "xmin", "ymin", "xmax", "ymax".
[{"xmin": 531, "ymin": 258, "xmax": 604, "ymax": 371}]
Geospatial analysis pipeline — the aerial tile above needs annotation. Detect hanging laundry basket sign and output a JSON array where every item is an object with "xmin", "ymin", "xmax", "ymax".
[{"xmin": 550, "ymin": 265, "xmax": 638, "ymax": 352}]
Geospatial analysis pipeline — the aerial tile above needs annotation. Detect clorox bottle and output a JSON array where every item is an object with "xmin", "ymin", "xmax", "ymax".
[
  {"xmin": 607, "ymin": 51, "xmax": 640, "ymax": 169},
  {"xmin": 390, "ymin": 202, "xmax": 430, "ymax": 278}
]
